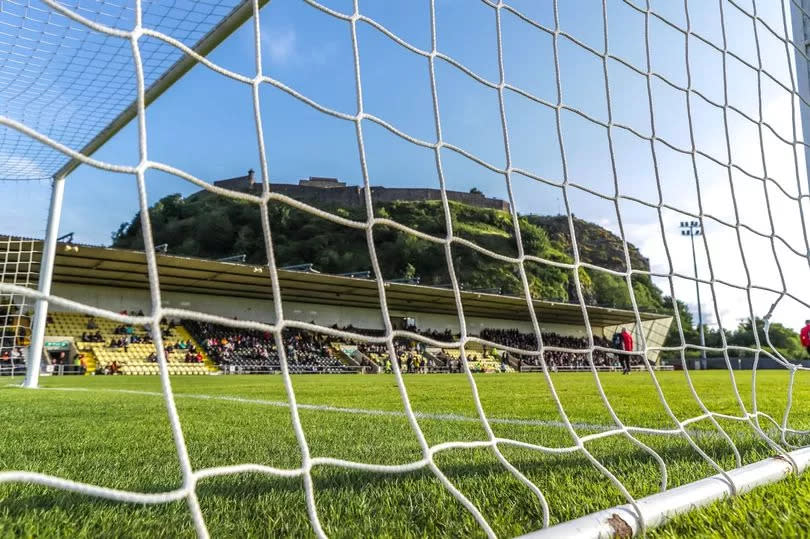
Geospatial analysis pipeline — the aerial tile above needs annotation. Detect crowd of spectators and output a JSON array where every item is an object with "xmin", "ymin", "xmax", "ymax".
[
  {"xmin": 183, "ymin": 320, "xmax": 347, "ymax": 373},
  {"xmin": 143, "ymin": 340, "xmax": 203, "ymax": 364},
  {"xmin": 480, "ymin": 328, "xmax": 626, "ymax": 369},
  {"xmin": 355, "ymin": 339, "xmax": 439, "ymax": 373},
  {"xmin": 69, "ymin": 311, "xmax": 640, "ymax": 375}
]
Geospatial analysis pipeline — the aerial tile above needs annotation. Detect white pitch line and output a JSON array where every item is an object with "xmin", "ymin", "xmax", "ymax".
[
  {"xmin": 30, "ymin": 385, "xmax": 594, "ymax": 429},
  {"xmin": 13, "ymin": 385, "xmax": 782, "ymax": 442}
]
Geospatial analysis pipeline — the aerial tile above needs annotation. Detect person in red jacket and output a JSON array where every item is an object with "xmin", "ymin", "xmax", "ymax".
[
  {"xmin": 620, "ymin": 328, "xmax": 634, "ymax": 374},
  {"xmin": 801, "ymin": 320, "xmax": 810, "ymax": 358}
]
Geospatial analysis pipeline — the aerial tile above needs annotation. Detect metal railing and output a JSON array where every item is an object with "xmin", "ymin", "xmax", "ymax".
[
  {"xmin": 219, "ymin": 364, "xmax": 365, "ymax": 375},
  {"xmin": 519, "ymin": 365, "xmax": 675, "ymax": 373}
]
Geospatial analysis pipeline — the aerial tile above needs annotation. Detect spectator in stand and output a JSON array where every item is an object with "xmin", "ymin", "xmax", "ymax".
[
  {"xmin": 620, "ymin": 328, "xmax": 633, "ymax": 375},
  {"xmin": 801, "ymin": 320, "xmax": 810, "ymax": 358},
  {"xmin": 87, "ymin": 317, "xmax": 98, "ymax": 329}
]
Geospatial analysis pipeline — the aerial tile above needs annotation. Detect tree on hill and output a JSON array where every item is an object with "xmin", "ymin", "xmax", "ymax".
[{"xmin": 111, "ymin": 193, "xmax": 664, "ymax": 312}]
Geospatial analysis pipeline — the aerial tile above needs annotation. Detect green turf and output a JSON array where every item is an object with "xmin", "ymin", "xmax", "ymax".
[{"xmin": 0, "ymin": 370, "xmax": 808, "ymax": 538}]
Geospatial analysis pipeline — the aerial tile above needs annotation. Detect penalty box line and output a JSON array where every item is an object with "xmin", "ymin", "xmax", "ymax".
[{"xmin": 15, "ymin": 384, "xmax": 772, "ymax": 442}]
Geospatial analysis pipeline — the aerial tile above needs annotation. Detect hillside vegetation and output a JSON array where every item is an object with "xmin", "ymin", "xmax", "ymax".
[
  {"xmin": 111, "ymin": 192, "xmax": 807, "ymax": 357},
  {"xmin": 111, "ymin": 192, "xmax": 666, "ymax": 313}
]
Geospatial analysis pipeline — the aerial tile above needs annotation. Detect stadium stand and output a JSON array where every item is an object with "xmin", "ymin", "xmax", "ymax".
[
  {"xmin": 19, "ymin": 312, "xmax": 634, "ymax": 376},
  {"xmin": 46, "ymin": 312, "xmax": 213, "ymax": 375}
]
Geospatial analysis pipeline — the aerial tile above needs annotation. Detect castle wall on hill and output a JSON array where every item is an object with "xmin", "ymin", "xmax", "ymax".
[
  {"xmin": 368, "ymin": 187, "xmax": 510, "ymax": 211},
  {"xmin": 211, "ymin": 176, "xmax": 510, "ymax": 212},
  {"xmin": 269, "ymin": 183, "xmax": 362, "ymax": 208}
]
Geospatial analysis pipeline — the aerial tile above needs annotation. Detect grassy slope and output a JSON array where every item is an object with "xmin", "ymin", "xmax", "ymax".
[
  {"xmin": 0, "ymin": 371, "xmax": 808, "ymax": 538},
  {"xmin": 112, "ymin": 197, "xmax": 664, "ymax": 310}
]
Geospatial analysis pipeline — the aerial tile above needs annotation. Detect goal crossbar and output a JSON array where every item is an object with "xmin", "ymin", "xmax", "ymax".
[{"xmin": 52, "ymin": 0, "xmax": 266, "ymax": 180}]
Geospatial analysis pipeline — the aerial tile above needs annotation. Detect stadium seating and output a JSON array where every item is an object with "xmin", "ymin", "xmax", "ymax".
[
  {"xmin": 46, "ymin": 312, "xmax": 214, "ymax": 375},
  {"xmin": 183, "ymin": 320, "xmax": 355, "ymax": 374},
  {"xmin": 25, "ymin": 313, "xmax": 629, "ymax": 376}
]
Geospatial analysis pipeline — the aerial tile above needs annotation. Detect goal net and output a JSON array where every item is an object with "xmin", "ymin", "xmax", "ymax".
[
  {"xmin": 1, "ymin": 0, "xmax": 810, "ymax": 537},
  {"xmin": 0, "ymin": 237, "xmax": 38, "ymax": 376}
]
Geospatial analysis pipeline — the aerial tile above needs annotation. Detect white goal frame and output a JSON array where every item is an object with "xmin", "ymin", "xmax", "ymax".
[{"xmin": 21, "ymin": 0, "xmax": 266, "ymax": 387}]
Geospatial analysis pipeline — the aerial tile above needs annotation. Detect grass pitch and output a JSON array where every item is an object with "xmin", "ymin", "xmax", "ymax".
[{"xmin": 1, "ymin": 370, "xmax": 809, "ymax": 538}]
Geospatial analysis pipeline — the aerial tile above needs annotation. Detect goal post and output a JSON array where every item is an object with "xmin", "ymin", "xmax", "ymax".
[
  {"xmin": 10, "ymin": 0, "xmax": 267, "ymax": 387},
  {"xmin": 1, "ymin": 0, "xmax": 810, "ymax": 537},
  {"xmin": 23, "ymin": 176, "xmax": 65, "ymax": 388},
  {"xmin": 792, "ymin": 0, "xmax": 810, "ymax": 195}
]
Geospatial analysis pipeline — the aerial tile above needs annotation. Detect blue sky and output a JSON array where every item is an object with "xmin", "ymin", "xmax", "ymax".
[{"xmin": 3, "ymin": 0, "xmax": 810, "ymax": 331}]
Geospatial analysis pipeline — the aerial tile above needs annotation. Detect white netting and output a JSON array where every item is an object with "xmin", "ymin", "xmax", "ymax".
[
  {"xmin": 0, "ymin": 236, "xmax": 37, "ymax": 376},
  {"xmin": 2, "ymin": 0, "xmax": 810, "ymax": 537},
  {"xmin": 0, "ymin": 0, "xmax": 243, "ymax": 180}
]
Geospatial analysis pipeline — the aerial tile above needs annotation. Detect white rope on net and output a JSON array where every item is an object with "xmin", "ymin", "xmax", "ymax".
[
  {"xmin": 0, "ymin": 0, "xmax": 242, "ymax": 180},
  {"xmin": 0, "ymin": 238, "xmax": 38, "ymax": 377},
  {"xmin": 0, "ymin": 0, "xmax": 809, "ymax": 537}
]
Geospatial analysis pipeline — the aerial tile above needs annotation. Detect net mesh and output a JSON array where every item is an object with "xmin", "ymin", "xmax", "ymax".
[
  {"xmin": 0, "ymin": 237, "xmax": 38, "ymax": 376},
  {"xmin": 1, "ymin": 0, "xmax": 810, "ymax": 536},
  {"xmin": 0, "ymin": 0, "xmax": 243, "ymax": 180}
]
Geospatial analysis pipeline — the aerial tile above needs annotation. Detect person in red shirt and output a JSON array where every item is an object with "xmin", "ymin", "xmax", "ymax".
[
  {"xmin": 801, "ymin": 320, "xmax": 810, "ymax": 358},
  {"xmin": 620, "ymin": 328, "xmax": 634, "ymax": 374}
]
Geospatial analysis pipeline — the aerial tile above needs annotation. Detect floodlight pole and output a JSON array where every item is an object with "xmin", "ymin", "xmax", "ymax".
[
  {"xmin": 24, "ymin": 176, "xmax": 65, "ymax": 388},
  {"xmin": 680, "ymin": 221, "xmax": 706, "ymax": 370}
]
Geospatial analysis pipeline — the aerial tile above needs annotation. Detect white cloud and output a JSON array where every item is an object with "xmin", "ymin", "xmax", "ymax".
[
  {"xmin": 0, "ymin": 151, "xmax": 49, "ymax": 181},
  {"xmin": 260, "ymin": 24, "xmax": 337, "ymax": 68},
  {"xmin": 264, "ymin": 27, "xmax": 297, "ymax": 65}
]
